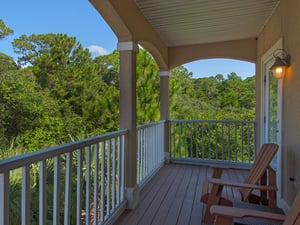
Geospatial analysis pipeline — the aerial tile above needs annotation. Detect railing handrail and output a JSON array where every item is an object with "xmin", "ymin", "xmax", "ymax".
[
  {"xmin": 170, "ymin": 119, "xmax": 255, "ymax": 123},
  {"xmin": 0, "ymin": 129, "xmax": 129, "ymax": 172}
]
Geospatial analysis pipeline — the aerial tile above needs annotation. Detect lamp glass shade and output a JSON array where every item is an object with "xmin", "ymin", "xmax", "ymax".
[
  {"xmin": 272, "ymin": 66, "xmax": 286, "ymax": 79},
  {"xmin": 271, "ymin": 56, "xmax": 287, "ymax": 79}
]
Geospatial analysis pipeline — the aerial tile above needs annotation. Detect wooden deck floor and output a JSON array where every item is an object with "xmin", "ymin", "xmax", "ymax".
[{"xmin": 114, "ymin": 164, "xmax": 248, "ymax": 225}]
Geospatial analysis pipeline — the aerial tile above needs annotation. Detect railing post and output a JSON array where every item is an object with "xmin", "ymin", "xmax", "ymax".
[
  {"xmin": 159, "ymin": 71, "xmax": 171, "ymax": 163},
  {"xmin": 0, "ymin": 172, "xmax": 9, "ymax": 225},
  {"xmin": 118, "ymin": 41, "xmax": 140, "ymax": 209}
]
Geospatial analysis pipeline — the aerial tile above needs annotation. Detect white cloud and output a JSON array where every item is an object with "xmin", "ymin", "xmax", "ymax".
[{"xmin": 87, "ymin": 45, "xmax": 109, "ymax": 56}]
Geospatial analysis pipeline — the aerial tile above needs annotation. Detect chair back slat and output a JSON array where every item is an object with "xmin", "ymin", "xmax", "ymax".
[{"xmin": 240, "ymin": 143, "xmax": 278, "ymax": 200}]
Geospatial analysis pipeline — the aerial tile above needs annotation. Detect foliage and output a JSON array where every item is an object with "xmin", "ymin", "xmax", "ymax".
[
  {"xmin": 0, "ymin": 19, "xmax": 255, "ymax": 156},
  {"xmin": 0, "ymin": 19, "xmax": 13, "ymax": 40}
]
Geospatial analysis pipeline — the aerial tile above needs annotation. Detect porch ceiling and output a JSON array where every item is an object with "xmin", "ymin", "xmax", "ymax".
[
  {"xmin": 90, "ymin": 0, "xmax": 280, "ymax": 68},
  {"xmin": 134, "ymin": 0, "xmax": 279, "ymax": 47}
]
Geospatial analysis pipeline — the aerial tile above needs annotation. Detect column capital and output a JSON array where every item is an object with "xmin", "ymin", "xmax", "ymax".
[
  {"xmin": 117, "ymin": 41, "xmax": 139, "ymax": 53},
  {"xmin": 159, "ymin": 71, "xmax": 171, "ymax": 77}
]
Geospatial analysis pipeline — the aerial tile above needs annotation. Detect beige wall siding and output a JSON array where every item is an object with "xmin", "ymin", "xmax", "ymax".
[{"xmin": 257, "ymin": 0, "xmax": 300, "ymax": 205}]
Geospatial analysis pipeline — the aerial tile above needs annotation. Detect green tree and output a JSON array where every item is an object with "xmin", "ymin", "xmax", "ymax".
[
  {"xmin": 136, "ymin": 49, "xmax": 160, "ymax": 124},
  {"xmin": 170, "ymin": 66, "xmax": 201, "ymax": 119},
  {"xmin": 0, "ymin": 53, "xmax": 19, "ymax": 76},
  {"xmin": 94, "ymin": 50, "xmax": 120, "ymax": 87},
  {"xmin": 12, "ymin": 33, "xmax": 121, "ymax": 141},
  {"xmin": 0, "ymin": 19, "xmax": 13, "ymax": 40}
]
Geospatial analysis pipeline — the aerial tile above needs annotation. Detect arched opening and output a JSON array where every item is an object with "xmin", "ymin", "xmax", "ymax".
[{"xmin": 184, "ymin": 58, "xmax": 255, "ymax": 79}]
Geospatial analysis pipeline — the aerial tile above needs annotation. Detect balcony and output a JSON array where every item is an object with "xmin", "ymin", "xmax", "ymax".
[{"xmin": 0, "ymin": 119, "xmax": 256, "ymax": 225}]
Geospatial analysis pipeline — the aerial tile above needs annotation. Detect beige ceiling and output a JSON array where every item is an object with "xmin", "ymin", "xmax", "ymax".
[
  {"xmin": 90, "ymin": 0, "xmax": 280, "ymax": 68},
  {"xmin": 134, "ymin": 0, "xmax": 280, "ymax": 46}
]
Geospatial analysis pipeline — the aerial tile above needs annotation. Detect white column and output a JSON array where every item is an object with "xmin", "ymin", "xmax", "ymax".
[{"xmin": 117, "ymin": 41, "xmax": 140, "ymax": 209}]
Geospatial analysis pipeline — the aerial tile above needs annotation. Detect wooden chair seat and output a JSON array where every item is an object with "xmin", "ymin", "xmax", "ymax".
[
  {"xmin": 233, "ymin": 201, "xmax": 285, "ymax": 225},
  {"xmin": 211, "ymin": 191, "xmax": 300, "ymax": 225}
]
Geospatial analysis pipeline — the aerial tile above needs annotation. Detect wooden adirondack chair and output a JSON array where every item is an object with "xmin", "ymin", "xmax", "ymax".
[
  {"xmin": 211, "ymin": 191, "xmax": 300, "ymax": 225},
  {"xmin": 201, "ymin": 143, "xmax": 279, "ymax": 224}
]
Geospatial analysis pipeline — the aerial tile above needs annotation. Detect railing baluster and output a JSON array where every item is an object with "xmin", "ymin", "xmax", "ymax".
[
  {"xmin": 93, "ymin": 144, "xmax": 99, "ymax": 225},
  {"xmin": 22, "ymin": 166, "xmax": 30, "ymax": 225},
  {"xmin": 64, "ymin": 152, "xmax": 72, "ymax": 225},
  {"xmin": 100, "ymin": 142, "xmax": 105, "ymax": 222},
  {"xmin": 39, "ymin": 160, "xmax": 46, "ymax": 225},
  {"xmin": 241, "ymin": 122, "xmax": 244, "ymax": 163},
  {"xmin": 208, "ymin": 122, "xmax": 211, "ymax": 160},
  {"xmin": 107, "ymin": 140, "xmax": 111, "ymax": 216},
  {"xmin": 137, "ymin": 129, "xmax": 141, "ymax": 183},
  {"xmin": 178, "ymin": 122, "xmax": 181, "ymax": 159},
  {"xmin": 184, "ymin": 122, "xmax": 187, "ymax": 158},
  {"xmin": 0, "ymin": 172, "xmax": 9, "ymax": 225},
  {"xmin": 172, "ymin": 122, "xmax": 176, "ymax": 158},
  {"xmin": 234, "ymin": 122, "xmax": 238, "ymax": 162},
  {"xmin": 227, "ymin": 123, "xmax": 231, "ymax": 162},
  {"xmin": 190, "ymin": 122, "xmax": 193, "ymax": 158},
  {"xmin": 222, "ymin": 122, "xmax": 224, "ymax": 161},
  {"xmin": 117, "ymin": 137, "xmax": 121, "ymax": 205},
  {"xmin": 151, "ymin": 126, "xmax": 153, "ymax": 171},
  {"xmin": 196, "ymin": 122, "xmax": 199, "ymax": 159},
  {"xmin": 201, "ymin": 122, "xmax": 205, "ymax": 159},
  {"xmin": 216, "ymin": 122, "xmax": 219, "ymax": 160},
  {"xmin": 76, "ymin": 149, "xmax": 82, "ymax": 225},
  {"xmin": 53, "ymin": 156, "xmax": 60, "ymax": 225},
  {"xmin": 144, "ymin": 128, "xmax": 147, "ymax": 178},
  {"xmin": 112, "ymin": 138, "xmax": 116, "ymax": 211},
  {"xmin": 121, "ymin": 135, "xmax": 125, "ymax": 201},
  {"xmin": 247, "ymin": 123, "xmax": 251, "ymax": 163},
  {"xmin": 86, "ymin": 146, "xmax": 91, "ymax": 225},
  {"xmin": 141, "ymin": 128, "xmax": 145, "ymax": 181}
]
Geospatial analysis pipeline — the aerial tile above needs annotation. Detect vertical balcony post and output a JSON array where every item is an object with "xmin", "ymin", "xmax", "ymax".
[
  {"xmin": 159, "ymin": 71, "xmax": 171, "ymax": 163},
  {"xmin": 117, "ymin": 41, "xmax": 139, "ymax": 209}
]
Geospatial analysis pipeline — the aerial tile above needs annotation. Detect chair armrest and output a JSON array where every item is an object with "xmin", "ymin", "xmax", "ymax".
[
  {"xmin": 209, "ymin": 164, "xmax": 251, "ymax": 181},
  {"xmin": 208, "ymin": 178, "xmax": 278, "ymax": 191},
  {"xmin": 211, "ymin": 205, "xmax": 286, "ymax": 221},
  {"xmin": 211, "ymin": 164, "xmax": 251, "ymax": 171}
]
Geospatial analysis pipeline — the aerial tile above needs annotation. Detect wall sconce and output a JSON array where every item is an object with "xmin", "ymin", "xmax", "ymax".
[{"xmin": 270, "ymin": 49, "xmax": 290, "ymax": 79}]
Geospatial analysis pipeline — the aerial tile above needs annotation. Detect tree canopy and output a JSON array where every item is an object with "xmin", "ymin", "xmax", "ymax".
[
  {"xmin": 0, "ymin": 20, "xmax": 255, "ymax": 156},
  {"xmin": 0, "ymin": 19, "xmax": 13, "ymax": 40}
]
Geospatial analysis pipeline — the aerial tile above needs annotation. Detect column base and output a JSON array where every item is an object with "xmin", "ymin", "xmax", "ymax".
[
  {"xmin": 125, "ymin": 185, "xmax": 140, "ymax": 209},
  {"xmin": 165, "ymin": 152, "xmax": 171, "ymax": 164}
]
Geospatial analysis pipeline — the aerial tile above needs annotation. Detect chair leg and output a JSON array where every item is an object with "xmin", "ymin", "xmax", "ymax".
[
  {"xmin": 214, "ymin": 215, "xmax": 233, "ymax": 225},
  {"xmin": 203, "ymin": 195, "xmax": 233, "ymax": 224},
  {"xmin": 203, "ymin": 195, "xmax": 220, "ymax": 224}
]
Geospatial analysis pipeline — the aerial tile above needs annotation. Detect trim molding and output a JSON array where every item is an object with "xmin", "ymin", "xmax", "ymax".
[
  {"xmin": 159, "ymin": 71, "xmax": 170, "ymax": 77},
  {"xmin": 117, "ymin": 41, "xmax": 139, "ymax": 52}
]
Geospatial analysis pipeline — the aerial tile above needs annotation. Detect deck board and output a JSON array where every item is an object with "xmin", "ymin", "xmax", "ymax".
[
  {"xmin": 114, "ymin": 164, "xmax": 247, "ymax": 225},
  {"xmin": 150, "ymin": 165, "xmax": 185, "ymax": 225}
]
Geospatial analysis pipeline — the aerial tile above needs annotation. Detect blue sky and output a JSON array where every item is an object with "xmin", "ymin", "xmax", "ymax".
[{"xmin": 0, "ymin": 0, "xmax": 255, "ymax": 79}]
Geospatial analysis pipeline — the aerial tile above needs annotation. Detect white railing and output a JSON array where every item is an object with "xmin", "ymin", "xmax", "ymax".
[
  {"xmin": 137, "ymin": 121, "xmax": 165, "ymax": 186},
  {"xmin": 169, "ymin": 120, "xmax": 256, "ymax": 166},
  {"xmin": 0, "ymin": 130, "xmax": 128, "ymax": 225}
]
